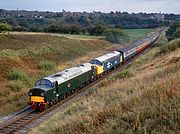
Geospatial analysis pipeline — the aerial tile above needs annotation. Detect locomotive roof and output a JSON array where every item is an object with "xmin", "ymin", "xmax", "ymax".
[
  {"xmin": 38, "ymin": 63, "xmax": 92, "ymax": 85},
  {"xmin": 92, "ymin": 51, "xmax": 120, "ymax": 63}
]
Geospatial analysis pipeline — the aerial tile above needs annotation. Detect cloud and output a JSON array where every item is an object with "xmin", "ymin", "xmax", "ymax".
[{"xmin": 0, "ymin": 0, "xmax": 179, "ymax": 13}]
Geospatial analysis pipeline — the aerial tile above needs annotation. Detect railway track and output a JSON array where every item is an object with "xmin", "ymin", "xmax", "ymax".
[
  {"xmin": 0, "ymin": 109, "xmax": 37, "ymax": 134},
  {"xmin": 0, "ymin": 45, "xmax": 154, "ymax": 134}
]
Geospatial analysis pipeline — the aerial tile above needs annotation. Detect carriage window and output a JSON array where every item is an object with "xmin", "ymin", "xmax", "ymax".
[{"xmin": 35, "ymin": 79, "xmax": 53, "ymax": 87}]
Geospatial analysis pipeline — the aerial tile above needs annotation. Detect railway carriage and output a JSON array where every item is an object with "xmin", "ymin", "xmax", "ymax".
[
  {"xmin": 136, "ymin": 39, "xmax": 151, "ymax": 53},
  {"xmin": 118, "ymin": 30, "xmax": 160, "ymax": 61},
  {"xmin": 89, "ymin": 51, "xmax": 122, "ymax": 75},
  {"xmin": 148, "ymin": 32, "xmax": 160, "ymax": 46},
  {"xmin": 29, "ymin": 63, "xmax": 96, "ymax": 110},
  {"xmin": 118, "ymin": 45, "xmax": 137, "ymax": 62}
]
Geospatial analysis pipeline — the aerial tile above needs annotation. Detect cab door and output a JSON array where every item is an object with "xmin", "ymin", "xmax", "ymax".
[{"xmin": 54, "ymin": 81, "xmax": 59, "ymax": 99}]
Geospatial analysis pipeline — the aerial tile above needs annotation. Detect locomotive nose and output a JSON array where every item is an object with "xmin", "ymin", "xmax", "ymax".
[{"xmin": 30, "ymin": 96, "xmax": 45, "ymax": 103}]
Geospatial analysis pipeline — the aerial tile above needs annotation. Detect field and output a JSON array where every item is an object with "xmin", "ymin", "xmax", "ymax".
[
  {"xmin": 124, "ymin": 29, "xmax": 153, "ymax": 41},
  {"xmin": 31, "ymin": 32, "xmax": 180, "ymax": 133}
]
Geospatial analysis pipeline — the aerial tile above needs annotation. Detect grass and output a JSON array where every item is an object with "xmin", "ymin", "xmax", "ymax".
[
  {"xmin": 7, "ymin": 68, "xmax": 29, "ymax": 81},
  {"xmin": 7, "ymin": 81, "xmax": 24, "ymax": 92},
  {"xmin": 30, "ymin": 33, "xmax": 180, "ymax": 134},
  {"xmin": 38, "ymin": 60, "xmax": 55, "ymax": 70},
  {"xmin": 10, "ymin": 32, "xmax": 104, "ymax": 40},
  {"xmin": 124, "ymin": 29, "xmax": 153, "ymax": 41},
  {"xmin": 155, "ymin": 38, "xmax": 180, "ymax": 56},
  {"xmin": 114, "ymin": 69, "xmax": 133, "ymax": 79}
]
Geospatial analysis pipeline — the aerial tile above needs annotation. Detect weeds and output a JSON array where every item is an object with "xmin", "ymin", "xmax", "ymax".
[
  {"xmin": 156, "ymin": 38, "xmax": 180, "ymax": 56},
  {"xmin": 7, "ymin": 68, "xmax": 29, "ymax": 81},
  {"xmin": 7, "ymin": 81, "xmax": 24, "ymax": 92},
  {"xmin": 38, "ymin": 60, "xmax": 55, "ymax": 70},
  {"xmin": 115, "ymin": 69, "xmax": 133, "ymax": 79}
]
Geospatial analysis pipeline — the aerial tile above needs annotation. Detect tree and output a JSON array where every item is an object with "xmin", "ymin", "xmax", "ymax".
[
  {"xmin": 0, "ymin": 22, "xmax": 12, "ymax": 33},
  {"xmin": 103, "ymin": 28, "xmax": 129, "ymax": 43},
  {"xmin": 166, "ymin": 21, "xmax": 180, "ymax": 41},
  {"xmin": 87, "ymin": 25, "xmax": 106, "ymax": 36}
]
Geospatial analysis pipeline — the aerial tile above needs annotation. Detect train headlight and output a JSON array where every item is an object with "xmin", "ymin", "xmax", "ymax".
[
  {"xmin": 28, "ymin": 92, "xmax": 32, "ymax": 96},
  {"xmin": 41, "ymin": 92, "xmax": 45, "ymax": 96}
]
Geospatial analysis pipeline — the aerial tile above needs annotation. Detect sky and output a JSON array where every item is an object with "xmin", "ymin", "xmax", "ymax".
[{"xmin": 0, "ymin": 0, "xmax": 180, "ymax": 14}]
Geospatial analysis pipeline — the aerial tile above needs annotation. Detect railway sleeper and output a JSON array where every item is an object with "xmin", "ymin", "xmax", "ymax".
[{"xmin": 0, "ymin": 130, "xmax": 8, "ymax": 133}]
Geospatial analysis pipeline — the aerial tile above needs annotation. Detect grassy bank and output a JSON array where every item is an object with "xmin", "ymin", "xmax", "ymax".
[
  {"xmin": 0, "ymin": 34, "xmax": 111, "ymax": 116},
  {"xmin": 31, "ymin": 34, "xmax": 180, "ymax": 133}
]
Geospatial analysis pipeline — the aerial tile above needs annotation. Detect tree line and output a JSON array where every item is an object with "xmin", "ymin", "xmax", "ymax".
[{"xmin": 0, "ymin": 22, "xmax": 129, "ymax": 43}]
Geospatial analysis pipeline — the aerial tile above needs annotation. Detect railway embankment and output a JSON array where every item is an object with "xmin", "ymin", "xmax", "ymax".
[
  {"xmin": 0, "ymin": 34, "xmax": 111, "ymax": 116},
  {"xmin": 31, "ymin": 34, "xmax": 180, "ymax": 134}
]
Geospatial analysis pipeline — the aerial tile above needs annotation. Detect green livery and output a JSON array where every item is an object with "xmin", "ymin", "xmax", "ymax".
[{"xmin": 29, "ymin": 63, "xmax": 96, "ymax": 103}]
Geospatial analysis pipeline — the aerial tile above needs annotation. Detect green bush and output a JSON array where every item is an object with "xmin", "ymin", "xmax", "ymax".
[
  {"xmin": 156, "ymin": 38, "xmax": 180, "ymax": 56},
  {"xmin": 7, "ymin": 81, "xmax": 24, "ymax": 92},
  {"xmin": 158, "ymin": 45, "xmax": 168, "ymax": 55},
  {"xmin": 38, "ymin": 60, "xmax": 55, "ymax": 70},
  {"xmin": 166, "ymin": 21, "xmax": 180, "ymax": 41},
  {"xmin": 170, "ymin": 38, "xmax": 180, "ymax": 48},
  {"xmin": 7, "ymin": 68, "xmax": 29, "ymax": 81},
  {"xmin": 115, "ymin": 69, "xmax": 132, "ymax": 79},
  {"xmin": 103, "ymin": 28, "xmax": 129, "ymax": 43},
  {"xmin": 0, "ymin": 22, "xmax": 12, "ymax": 33},
  {"xmin": 167, "ymin": 43, "xmax": 178, "ymax": 51}
]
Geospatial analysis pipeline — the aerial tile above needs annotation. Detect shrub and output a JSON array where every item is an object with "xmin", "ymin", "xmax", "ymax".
[
  {"xmin": 170, "ymin": 38, "xmax": 180, "ymax": 48},
  {"xmin": 166, "ymin": 21, "xmax": 180, "ymax": 41},
  {"xmin": 0, "ymin": 49, "xmax": 19, "ymax": 58},
  {"xmin": 7, "ymin": 81, "xmax": 24, "ymax": 92},
  {"xmin": 7, "ymin": 68, "xmax": 29, "ymax": 81},
  {"xmin": 103, "ymin": 28, "xmax": 129, "ymax": 43},
  {"xmin": 115, "ymin": 69, "xmax": 132, "ymax": 79},
  {"xmin": 156, "ymin": 39, "xmax": 180, "ymax": 56},
  {"xmin": 0, "ymin": 22, "xmax": 12, "ymax": 33},
  {"xmin": 167, "ymin": 43, "xmax": 178, "ymax": 51},
  {"xmin": 38, "ymin": 60, "xmax": 55, "ymax": 70},
  {"xmin": 158, "ymin": 45, "xmax": 168, "ymax": 55},
  {"xmin": 87, "ymin": 88, "xmax": 98, "ymax": 95}
]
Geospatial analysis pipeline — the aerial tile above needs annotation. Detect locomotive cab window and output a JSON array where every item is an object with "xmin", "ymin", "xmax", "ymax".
[
  {"xmin": 90, "ymin": 60, "xmax": 103, "ymax": 66},
  {"xmin": 35, "ymin": 79, "xmax": 53, "ymax": 87}
]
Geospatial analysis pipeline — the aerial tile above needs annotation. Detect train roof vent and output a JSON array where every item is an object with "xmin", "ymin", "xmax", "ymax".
[
  {"xmin": 78, "ymin": 64, "xmax": 84, "ymax": 67},
  {"xmin": 53, "ymin": 74, "xmax": 62, "ymax": 77}
]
